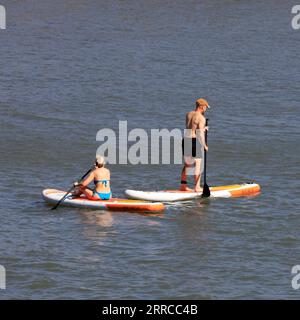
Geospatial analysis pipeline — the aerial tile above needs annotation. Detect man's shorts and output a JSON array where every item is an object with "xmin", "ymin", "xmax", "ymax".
[{"xmin": 182, "ymin": 137, "xmax": 203, "ymax": 158}]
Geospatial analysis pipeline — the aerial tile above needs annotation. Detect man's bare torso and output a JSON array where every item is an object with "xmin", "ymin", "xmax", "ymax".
[{"xmin": 185, "ymin": 111, "xmax": 206, "ymax": 138}]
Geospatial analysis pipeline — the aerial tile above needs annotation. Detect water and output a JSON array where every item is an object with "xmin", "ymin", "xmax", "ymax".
[{"xmin": 0, "ymin": 0, "xmax": 299, "ymax": 299}]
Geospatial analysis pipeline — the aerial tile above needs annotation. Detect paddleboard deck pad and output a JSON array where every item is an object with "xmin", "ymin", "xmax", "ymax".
[
  {"xmin": 43, "ymin": 189, "xmax": 165, "ymax": 212},
  {"xmin": 125, "ymin": 183, "xmax": 260, "ymax": 202}
]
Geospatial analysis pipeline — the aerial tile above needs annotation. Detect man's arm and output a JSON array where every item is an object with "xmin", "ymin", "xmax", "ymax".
[{"xmin": 197, "ymin": 117, "xmax": 208, "ymax": 151}]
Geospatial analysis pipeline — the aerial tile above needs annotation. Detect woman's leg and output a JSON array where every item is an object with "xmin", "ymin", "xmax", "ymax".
[{"xmin": 80, "ymin": 186, "xmax": 100, "ymax": 200}]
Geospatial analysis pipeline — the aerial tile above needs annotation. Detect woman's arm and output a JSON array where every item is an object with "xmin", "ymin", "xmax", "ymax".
[{"xmin": 81, "ymin": 171, "xmax": 95, "ymax": 187}]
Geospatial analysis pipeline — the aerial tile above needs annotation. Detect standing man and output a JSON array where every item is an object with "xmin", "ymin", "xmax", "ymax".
[{"xmin": 180, "ymin": 98, "xmax": 210, "ymax": 192}]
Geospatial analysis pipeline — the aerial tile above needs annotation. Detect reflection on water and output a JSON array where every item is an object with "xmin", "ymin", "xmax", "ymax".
[
  {"xmin": 80, "ymin": 210, "xmax": 114, "ymax": 228},
  {"xmin": 78, "ymin": 209, "xmax": 166, "ymax": 245},
  {"xmin": 79, "ymin": 210, "xmax": 114, "ymax": 245}
]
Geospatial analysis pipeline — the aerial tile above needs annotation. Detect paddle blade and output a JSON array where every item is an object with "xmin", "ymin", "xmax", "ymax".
[
  {"xmin": 50, "ymin": 203, "xmax": 60, "ymax": 210},
  {"xmin": 202, "ymin": 183, "xmax": 210, "ymax": 198},
  {"xmin": 50, "ymin": 189, "xmax": 73, "ymax": 210},
  {"xmin": 50, "ymin": 198, "xmax": 66, "ymax": 210}
]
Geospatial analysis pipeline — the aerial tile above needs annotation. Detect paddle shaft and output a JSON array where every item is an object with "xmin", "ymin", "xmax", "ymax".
[
  {"xmin": 202, "ymin": 118, "xmax": 210, "ymax": 197},
  {"xmin": 51, "ymin": 166, "xmax": 95, "ymax": 210},
  {"xmin": 203, "ymin": 119, "xmax": 208, "ymax": 183}
]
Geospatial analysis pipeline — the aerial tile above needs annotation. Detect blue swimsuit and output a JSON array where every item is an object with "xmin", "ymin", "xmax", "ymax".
[{"xmin": 93, "ymin": 179, "xmax": 111, "ymax": 200}]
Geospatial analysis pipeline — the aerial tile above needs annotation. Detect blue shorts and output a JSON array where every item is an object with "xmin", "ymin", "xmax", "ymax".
[{"xmin": 93, "ymin": 191, "xmax": 112, "ymax": 200}]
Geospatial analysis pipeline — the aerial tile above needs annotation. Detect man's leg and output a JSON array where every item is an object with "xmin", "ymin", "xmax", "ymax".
[
  {"xmin": 180, "ymin": 156, "xmax": 194, "ymax": 191},
  {"xmin": 194, "ymin": 158, "xmax": 202, "ymax": 192},
  {"xmin": 180, "ymin": 165, "xmax": 188, "ymax": 191}
]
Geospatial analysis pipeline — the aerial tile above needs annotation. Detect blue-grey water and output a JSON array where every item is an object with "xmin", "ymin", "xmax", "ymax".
[{"xmin": 0, "ymin": 0, "xmax": 299, "ymax": 299}]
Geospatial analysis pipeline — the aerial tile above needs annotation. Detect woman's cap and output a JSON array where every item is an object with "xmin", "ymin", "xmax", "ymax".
[{"xmin": 95, "ymin": 155, "xmax": 105, "ymax": 165}]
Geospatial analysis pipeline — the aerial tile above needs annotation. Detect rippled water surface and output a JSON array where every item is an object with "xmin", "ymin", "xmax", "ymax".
[{"xmin": 0, "ymin": 0, "xmax": 299, "ymax": 299}]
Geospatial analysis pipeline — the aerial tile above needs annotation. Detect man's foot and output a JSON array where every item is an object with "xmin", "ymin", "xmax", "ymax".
[{"xmin": 194, "ymin": 187, "xmax": 203, "ymax": 193}]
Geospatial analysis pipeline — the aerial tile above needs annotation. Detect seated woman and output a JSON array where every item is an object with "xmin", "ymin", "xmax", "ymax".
[{"xmin": 75, "ymin": 155, "xmax": 112, "ymax": 200}]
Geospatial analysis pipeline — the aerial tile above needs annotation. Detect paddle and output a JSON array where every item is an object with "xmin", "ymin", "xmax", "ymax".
[
  {"xmin": 50, "ymin": 166, "xmax": 95, "ymax": 210},
  {"xmin": 202, "ymin": 118, "xmax": 210, "ymax": 198}
]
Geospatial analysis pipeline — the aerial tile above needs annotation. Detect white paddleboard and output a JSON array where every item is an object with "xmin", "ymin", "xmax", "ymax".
[
  {"xmin": 124, "ymin": 183, "xmax": 261, "ymax": 202},
  {"xmin": 43, "ymin": 189, "xmax": 165, "ymax": 212}
]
